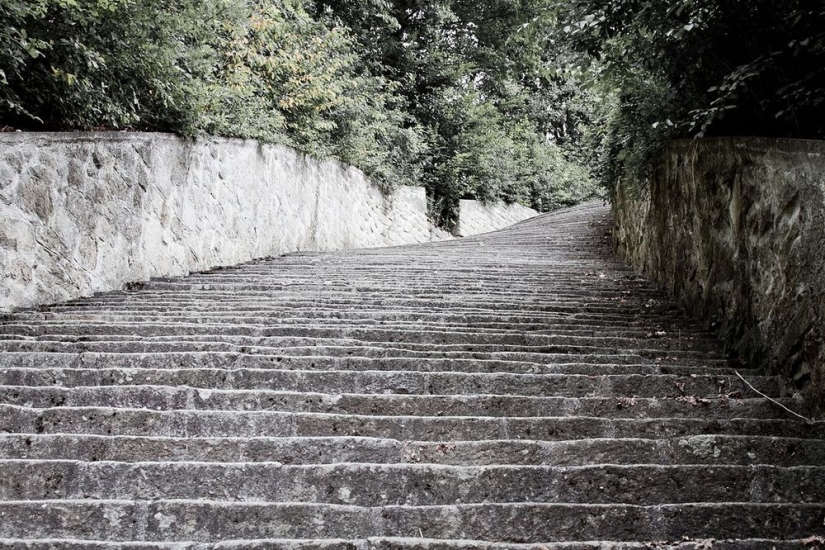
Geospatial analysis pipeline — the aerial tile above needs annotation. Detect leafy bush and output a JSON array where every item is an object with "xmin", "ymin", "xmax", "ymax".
[{"xmin": 0, "ymin": 0, "xmax": 213, "ymax": 130}]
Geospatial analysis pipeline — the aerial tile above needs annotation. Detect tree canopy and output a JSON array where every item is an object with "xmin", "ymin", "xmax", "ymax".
[
  {"xmin": 1, "ymin": 0, "xmax": 821, "ymax": 220},
  {"xmin": 552, "ymin": 0, "xmax": 825, "ymax": 183}
]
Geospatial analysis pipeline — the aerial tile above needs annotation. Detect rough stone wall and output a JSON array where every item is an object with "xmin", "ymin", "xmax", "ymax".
[
  {"xmin": 0, "ymin": 132, "xmax": 437, "ymax": 312},
  {"xmin": 613, "ymin": 138, "xmax": 825, "ymax": 411},
  {"xmin": 456, "ymin": 199, "xmax": 538, "ymax": 237}
]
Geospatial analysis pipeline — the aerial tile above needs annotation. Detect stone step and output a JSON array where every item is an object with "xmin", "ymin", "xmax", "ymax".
[
  {"xmin": 95, "ymin": 295, "xmax": 673, "ymax": 310},
  {"xmin": 0, "ymin": 342, "xmax": 726, "ymax": 364},
  {"xmin": 2, "ymin": 434, "xmax": 823, "ymax": 466},
  {"xmin": 136, "ymin": 267, "xmax": 646, "ymax": 274},
  {"xmin": 42, "ymin": 268, "xmax": 648, "ymax": 279},
  {"xmin": 0, "ymin": 500, "xmax": 821, "ymax": 542},
  {"xmin": 0, "ymin": 322, "xmax": 716, "ymax": 344},
  {"xmin": 0, "ymin": 540, "xmax": 358, "ymax": 550},
  {"xmin": 2, "ymin": 461, "xmax": 822, "ymax": 505},
  {"xmin": 144, "ymin": 265, "xmax": 643, "ymax": 275},
  {"xmin": 127, "ymin": 281, "xmax": 665, "ymax": 294},
  {"xmin": 51, "ymin": 279, "xmax": 665, "ymax": 290},
  {"xmin": 3, "ymin": 406, "xmax": 822, "ymax": 440},
  {"xmin": 0, "ymin": 369, "xmax": 777, "ymax": 398},
  {"xmin": 33, "ymin": 291, "xmax": 677, "ymax": 304},
  {"xmin": 357, "ymin": 540, "xmax": 822, "ymax": 550},
  {"xmin": 0, "ymin": 349, "xmax": 730, "ymax": 370},
  {"xmin": 21, "ymin": 309, "xmax": 707, "ymax": 330},
  {"xmin": 0, "ymin": 327, "xmax": 724, "ymax": 353},
  {"xmin": 34, "ymin": 297, "xmax": 685, "ymax": 317},
  {"xmin": 0, "ymin": 317, "xmax": 711, "ymax": 339},
  {"xmin": 39, "ymin": 306, "xmax": 684, "ymax": 324},
  {"xmin": 0, "ymin": 538, "xmax": 812, "ymax": 549},
  {"xmin": 9, "ymin": 312, "xmax": 717, "ymax": 333},
  {"xmin": 24, "ymin": 310, "xmax": 705, "ymax": 330},
  {"xmin": 0, "ymin": 386, "xmax": 793, "ymax": 419},
  {"xmin": 0, "ymin": 352, "xmax": 737, "ymax": 375}
]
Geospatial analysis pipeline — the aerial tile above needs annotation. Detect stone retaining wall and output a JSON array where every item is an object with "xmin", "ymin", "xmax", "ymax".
[
  {"xmin": 0, "ymin": 133, "xmax": 544, "ymax": 313},
  {"xmin": 613, "ymin": 138, "xmax": 825, "ymax": 411},
  {"xmin": 456, "ymin": 199, "xmax": 538, "ymax": 237},
  {"xmin": 0, "ymin": 132, "xmax": 438, "ymax": 312}
]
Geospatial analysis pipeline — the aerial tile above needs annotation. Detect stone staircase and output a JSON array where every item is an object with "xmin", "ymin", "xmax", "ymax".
[{"xmin": 0, "ymin": 201, "xmax": 822, "ymax": 548}]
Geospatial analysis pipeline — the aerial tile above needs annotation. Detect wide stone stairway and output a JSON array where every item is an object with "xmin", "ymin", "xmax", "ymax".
[{"xmin": 0, "ymin": 202, "xmax": 823, "ymax": 548}]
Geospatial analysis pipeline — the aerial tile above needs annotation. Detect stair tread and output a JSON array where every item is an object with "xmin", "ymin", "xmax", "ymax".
[{"xmin": 0, "ymin": 202, "xmax": 820, "ymax": 544}]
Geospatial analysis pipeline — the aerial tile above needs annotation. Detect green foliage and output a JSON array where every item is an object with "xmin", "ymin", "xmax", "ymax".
[
  {"xmin": 0, "ymin": 0, "xmax": 427, "ymax": 190},
  {"xmin": 326, "ymin": 76, "xmax": 429, "ymax": 190},
  {"xmin": 1, "ymin": 0, "xmax": 606, "ymax": 222},
  {"xmin": 0, "ymin": 0, "xmax": 212, "ymax": 130},
  {"xmin": 426, "ymin": 86, "xmax": 600, "ymax": 228},
  {"xmin": 436, "ymin": 93, "xmax": 521, "ymax": 204},
  {"xmin": 554, "ymin": 0, "xmax": 825, "ymax": 188},
  {"xmin": 515, "ymin": 123, "xmax": 601, "ymax": 213},
  {"xmin": 311, "ymin": 0, "xmax": 605, "ymax": 224}
]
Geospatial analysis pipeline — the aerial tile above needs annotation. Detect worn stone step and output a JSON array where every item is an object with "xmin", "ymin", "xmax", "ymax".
[
  {"xmin": 70, "ymin": 270, "xmax": 651, "ymax": 281},
  {"xmin": 0, "ymin": 500, "xmax": 822, "ymax": 542},
  {"xmin": 0, "ymin": 339, "xmax": 721, "ymax": 363},
  {"xmin": 0, "ymin": 319, "xmax": 713, "ymax": 339},
  {"xmin": 0, "ymin": 350, "xmax": 731, "ymax": 370},
  {"xmin": 21, "ymin": 309, "xmax": 707, "ymax": 331},
  {"xmin": 0, "ymin": 369, "xmax": 777, "ymax": 398},
  {"xmin": 0, "ymin": 334, "xmax": 723, "ymax": 358},
  {"xmin": 86, "ymin": 298, "xmax": 677, "ymax": 314},
  {"xmin": 145, "ymin": 268, "xmax": 646, "ymax": 278},
  {"xmin": 0, "ymin": 343, "xmax": 722, "ymax": 367},
  {"xmin": 0, "ymin": 539, "xmax": 804, "ymax": 550},
  {"xmin": 0, "ymin": 540, "xmax": 366, "ymax": 550},
  {"xmin": 0, "ymin": 540, "xmax": 360, "ymax": 550},
  {"xmin": 0, "ymin": 386, "xmax": 793, "ymax": 419},
  {"xmin": 359, "ymin": 540, "xmax": 822, "ymax": 550},
  {"xmin": 12, "ymin": 312, "xmax": 713, "ymax": 338},
  {"xmin": 33, "ymin": 293, "xmax": 682, "ymax": 308},
  {"xmin": 3, "ymin": 406, "xmax": 822, "ymax": 440},
  {"xmin": 2, "ymin": 461, "xmax": 822, "ymax": 505},
  {"xmin": 53, "ymin": 281, "xmax": 669, "ymax": 294},
  {"xmin": 21, "ymin": 311, "xmax": 708, "ymax": 332},
  {"xmin": 44, "ymin": 306, "xmax": 685, "ymax": 324},
  {"xmin": 0, "ymin": 324, "xmax": 719, "ymax": 349},
  {"xmin": 0, "ymin": 352, "xmax": 737, "ymax": 376},
  {"xmin": 34, "ymin": 298, "xmax": 685, "ymax": 318},
  {"xmin": 134, "ymin": 268, "xmax": 647, "ymax": 278},
  {"xmin": 1, "ymin": 434, "xmax": 822, "ymax": 466},
  {"xmin": 84, "ymin": 290, "xmax": 671, "ymax": 305}
]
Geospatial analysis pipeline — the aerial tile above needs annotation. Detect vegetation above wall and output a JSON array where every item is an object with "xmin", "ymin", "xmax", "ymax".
[
  {"xmin": 0, "ymin": 0, "xmax": 607, "ymax": 228},
  {"xmin": 3, "ymin": 1, "xmax": 820, "ymax": 222},
  {"xmin": 553, "ymin": 0, "xmax": 825, "ymax": 186},
  {"xmin": 0, "ymin": 0, "xmax": 429, "ymax": 192}
]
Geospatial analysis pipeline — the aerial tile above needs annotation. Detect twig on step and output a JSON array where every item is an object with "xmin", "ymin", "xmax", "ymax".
[{"xmin": 735, "ymin": 370, "xmax": 818, "ymax": 424}]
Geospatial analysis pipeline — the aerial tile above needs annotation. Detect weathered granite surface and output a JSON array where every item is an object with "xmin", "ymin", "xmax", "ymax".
[
  {"xmin": 0, "ymin": 132, "xmax": 439, "ymax": 312},
  {"xmin": 613, "ymin": 138, "xmax": 825, "ymax": 411},
  {"xmin": 455, "ymin": 199, "xmax": 538, "ymax": 237}
]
